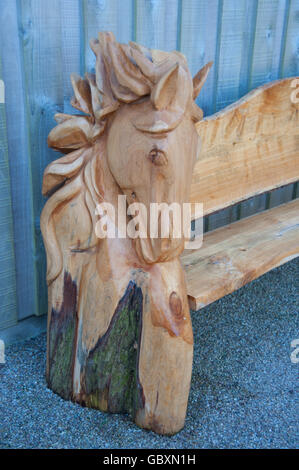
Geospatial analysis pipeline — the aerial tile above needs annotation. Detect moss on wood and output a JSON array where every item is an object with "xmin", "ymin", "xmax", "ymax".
[
  {"xmin": 47, "ymin": 272, "xmax": 77, "ymax": 399},
  {"xmin": 84, "ymin": 281, "xmax": 144, "ymax": 417}
]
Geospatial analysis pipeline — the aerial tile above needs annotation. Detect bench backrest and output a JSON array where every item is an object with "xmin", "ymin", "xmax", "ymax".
[{"xmin": 191, "ymin": 78, "xmax": 299, "ymax": 217}]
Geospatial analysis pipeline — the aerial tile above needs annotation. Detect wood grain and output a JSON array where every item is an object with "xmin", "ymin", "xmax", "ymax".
[
  {"xmin": 61, "ymin": 0, "xmax": 83, "ymax": 115},
  {"xmin": 250, "ymin": 0, "xmax": 287, "ymax": 90},
  {"xmin": 19, "ymin": 0, "xmax": 64, "ymax": 315},
  {"xmin": 280, "ymin": 0, "xmax": 299, "ymax": 78},
  {"xmin": 1, "ymin": 0, "xmax": 298, "ymax": 333},
  {"xmin": 41, "ymin": 33, "xmax": 209, "ymax": 435},
  {"xmin": 0, "ymin": 0, "xmax": 37, "ymax": 320},
  {"xmin": 136, "ymin": 0, "xmax": 179, "ymax": 52},
  {"xmin": 191, "ymin": 77, "xmax": 299, "ymax": 217},
  {"xmin": 84, "ymin": 0, "xmax": 134, "ymax": 73},
  {"xmin": 182, "ymin": 199, "xmax": 299, "ymax": 310},
  {"xmin": 40, "ymin": 30, "xmax": 298, "ymax": 436},
  {"xmin": 179, "ymin": 0, "xmax": 219, "ymax": 116}
]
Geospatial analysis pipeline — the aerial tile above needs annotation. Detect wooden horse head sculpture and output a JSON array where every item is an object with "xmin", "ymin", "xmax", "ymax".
[{"xmin": 41, "ymin": 32, "xmax": 212, "ymax": 435}]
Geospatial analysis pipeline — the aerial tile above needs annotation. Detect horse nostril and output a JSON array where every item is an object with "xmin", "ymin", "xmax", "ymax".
[
  {"xmin": 148, "ymin": 148, "xmax": 168, "ymax": 166},
  {"xmin": 149, "ymin": 149, "xmax": 158, "ymax": 162},
  {"xmin": 131, "ymin": 192, "xmax": 136, "ymax": 200}
]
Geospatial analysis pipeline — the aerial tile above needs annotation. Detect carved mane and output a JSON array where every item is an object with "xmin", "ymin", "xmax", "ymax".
[{"xmin": 41, "ymin": 32, "xmax": 211, "ymax": 285}]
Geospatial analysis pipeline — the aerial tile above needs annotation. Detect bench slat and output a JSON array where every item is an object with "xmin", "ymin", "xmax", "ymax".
[
  {"xmin": 191, "ymin": 78, "xmax": 299, "ymax": 216},
  {"xmin": 182, "ymin": 199, "xmax": 299, "ymax": 310}
]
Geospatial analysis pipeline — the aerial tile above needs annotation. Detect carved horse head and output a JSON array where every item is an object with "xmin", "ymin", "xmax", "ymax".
[{"xmin": 42, "ymin": 32, "xmax": 212, "ymax": 280}]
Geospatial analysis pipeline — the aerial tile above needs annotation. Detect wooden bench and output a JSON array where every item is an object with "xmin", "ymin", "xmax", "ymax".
[
  {"xmin": 182, "ymin": 78, "xmax": 299, "ymax": 310},
  {"xmin": 42, "ymin": 33, "xmax": 299, "ymax": 436}
]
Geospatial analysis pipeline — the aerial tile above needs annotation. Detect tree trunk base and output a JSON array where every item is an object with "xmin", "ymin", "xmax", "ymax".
[{"xmin": 46, "ymin": 262, "xmax": 193, "ymax": 436}]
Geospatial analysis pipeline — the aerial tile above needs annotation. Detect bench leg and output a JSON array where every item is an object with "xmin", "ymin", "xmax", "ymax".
[{"xmin": 46, "ymin": 259, "xmax": 193, "ymax": 435}]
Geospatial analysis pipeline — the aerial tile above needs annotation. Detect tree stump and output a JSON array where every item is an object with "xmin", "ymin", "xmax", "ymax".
[{"xmin": 41, "ymin": 31, "xmax": 211, "ymax": 435}]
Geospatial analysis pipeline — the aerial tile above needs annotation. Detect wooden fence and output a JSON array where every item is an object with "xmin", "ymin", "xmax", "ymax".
[{"xmin": 0, "ymin": 0, "xmax": 298, "ymax": 331}]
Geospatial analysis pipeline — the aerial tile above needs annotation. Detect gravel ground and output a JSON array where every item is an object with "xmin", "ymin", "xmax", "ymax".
[{"xmin": 0, "ymin": 259, "xmax": 298, "ymax": 449}]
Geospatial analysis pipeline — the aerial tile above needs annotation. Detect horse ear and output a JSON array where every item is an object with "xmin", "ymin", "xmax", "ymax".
[
  {"xmin": 151, "ymin": 63, "xmax": 180, "ymax": 110},
  {"xmin": 193, "ymin": 62, "xmax": 213, "ymax": 99}
]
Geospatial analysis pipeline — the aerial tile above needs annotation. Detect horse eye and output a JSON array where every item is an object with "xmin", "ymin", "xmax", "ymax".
[{"xmin": 148, "ymin": 148, "xmax": 168, "ymax": 166}]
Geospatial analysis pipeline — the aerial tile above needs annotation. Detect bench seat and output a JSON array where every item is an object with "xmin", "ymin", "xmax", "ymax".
[{"xmin": 182, "ymin": 199, "xmax": 299, "ymax": 311}]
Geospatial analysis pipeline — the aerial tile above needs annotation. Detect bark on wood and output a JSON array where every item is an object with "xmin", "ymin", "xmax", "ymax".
[
  {"xmin": 41, "ymin": 31, "xmax": 298, "ymax": 435},
  {"xmin": 42, "ymin": 32, "xmax": 203, "ymax": 435}
]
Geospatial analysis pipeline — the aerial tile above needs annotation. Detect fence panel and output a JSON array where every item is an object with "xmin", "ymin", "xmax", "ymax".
[
  {"xmin": 0, "ymin": 52, "xmax": 18, "ymax": 330},
  {"xmin": 19, "ymin": 0, "xmax": 64, "ymax": 315}
]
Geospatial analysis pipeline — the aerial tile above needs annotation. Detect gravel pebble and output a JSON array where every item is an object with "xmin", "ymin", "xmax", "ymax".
[{"xmin": 0, "ymin": 259, "xmax": 298, "ymax": 449}]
